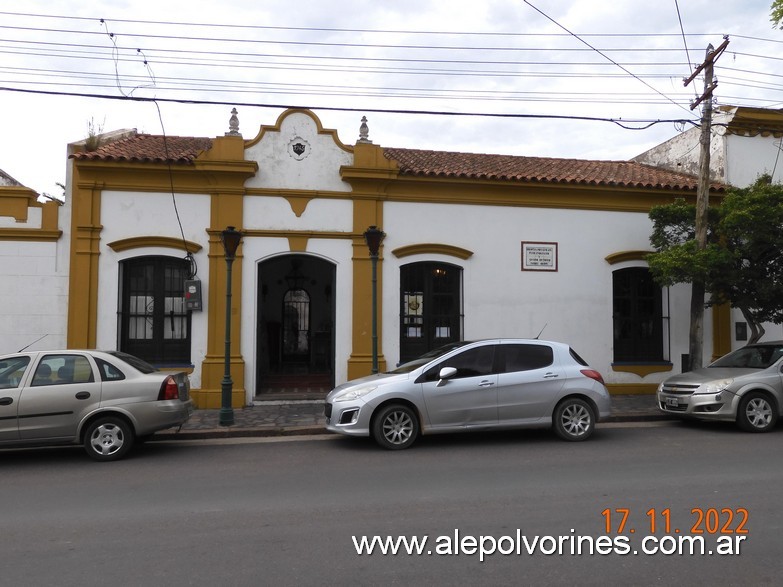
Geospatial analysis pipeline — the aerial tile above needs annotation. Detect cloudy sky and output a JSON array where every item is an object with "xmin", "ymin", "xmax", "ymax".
[{"xmin": 1, "ymin": 0, "xmax": 780, "ymax": 197}]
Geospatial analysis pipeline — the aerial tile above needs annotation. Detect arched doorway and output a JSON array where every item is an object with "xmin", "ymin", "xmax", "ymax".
[{"xmin": 256, "ymin": 254, "xmax": 335, "ymax": 397}]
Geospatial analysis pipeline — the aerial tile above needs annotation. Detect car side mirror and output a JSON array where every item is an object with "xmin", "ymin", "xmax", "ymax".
[{"xmin": 437, "ymin": 366, "xmax": 457, "ymax": 386}]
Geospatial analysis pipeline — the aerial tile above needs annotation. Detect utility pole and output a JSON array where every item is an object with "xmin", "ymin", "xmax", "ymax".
[{"xmin": 682, "ymin": 37, "xmax": 729, "ymax": 370}]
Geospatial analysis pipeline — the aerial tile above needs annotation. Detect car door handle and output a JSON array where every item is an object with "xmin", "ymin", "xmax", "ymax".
[
  {"xmin": 75, "ymin": 391, "xmax": 91, "ymax": 400},
  {"xmin": 543, "ymin": 373, "xmax": 559, "ymax": 379},
  {"xmin": 479, "ymin": 380, "xmax": 495, "ymax": 387},
  {"xmin": 0, "ymin": 397, "xmax": 13, "ymax": 406}
]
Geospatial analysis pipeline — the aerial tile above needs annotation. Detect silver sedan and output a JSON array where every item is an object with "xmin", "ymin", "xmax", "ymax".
[
  {"xmin": 325, "ymin": 339, "xmax": 611, "ymax": 449},
  {"xmin": 0, "ymin": 349, "xmax": 193, "ymax": 460},
  {"xmin": 657, "ymin": 341, "xmax": 783, "ymax": 432}
]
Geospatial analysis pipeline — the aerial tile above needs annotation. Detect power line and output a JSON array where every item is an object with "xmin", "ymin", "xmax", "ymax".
[
  {"xmin": 0, "ymin": 9, "xmax": 778, "ymax": 117},
  {"xmin": 0, "ymin": 85, "xmax": 700, "ymax": 130},
  {"xmin": 0, "ymin": 10, "xmax": 775, "ymax": 42},
  {"xmin": 522, "ymin": 0, "xmax": 693, "ymax": 115}
]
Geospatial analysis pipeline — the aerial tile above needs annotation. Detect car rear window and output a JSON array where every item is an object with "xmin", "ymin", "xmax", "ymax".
[
  {"xmin": 503, "ymin": 344, "xmax": 553, "ymax": 372},
  {"xmin": 569, "ymin": 348, "xmax": 589, "ymax": 367},
  {"xmin": 95, "ymin": 357, "xmax": 126, "ymax": 381},
  {"xmin": 106, "ymin": 351, "xmax": 158, "ymax": 374}
]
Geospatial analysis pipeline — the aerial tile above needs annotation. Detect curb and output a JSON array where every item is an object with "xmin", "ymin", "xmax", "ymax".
[
  {"xmin": 153, "ymin": 425, "xmax": 327, "ymax": 441},
  {"xmin": 152, "ymin": 413, "xmax": 676, "ymax": 441}
]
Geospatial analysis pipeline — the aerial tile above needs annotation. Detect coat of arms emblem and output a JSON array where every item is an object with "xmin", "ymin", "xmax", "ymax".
[{"xmin": 288, "ymin": 137, "xmax": 311, "ymax": 160}]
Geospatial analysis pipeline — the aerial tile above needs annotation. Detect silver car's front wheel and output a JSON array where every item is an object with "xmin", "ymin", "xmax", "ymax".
[
  {"xmin": 553, "ymin": 398, "xmax": 595, "ymax": 441},
  {"xmin": 737, "ymin": 393, "xmax": 778, "ymax": 432},
  {"xmin": 372, "ymin": 404, "xmax": 419, "ymax": 450},
  {"xmin": 84, "ymin": 417, "xmax": 134, "ymax": 461}
]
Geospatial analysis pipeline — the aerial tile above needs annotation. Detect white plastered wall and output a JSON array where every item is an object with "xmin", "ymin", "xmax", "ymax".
[
  {"xmin": 382, "ymin": 199, "xmax": 715, "ymax": 385},
  {"xmin": 96, "ymin": 190, "xmax": 211, "ymax": 387},
  {"xmin": 0, "ymin": 197, "xmax": 70, "ymax": 355},
  {"xmin": 244, "ymin": 111, "xmax": 353, "ymax": 192}
]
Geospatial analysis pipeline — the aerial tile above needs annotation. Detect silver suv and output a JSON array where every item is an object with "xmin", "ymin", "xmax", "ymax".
[{"xmin": 657, "ymin": 342, "xmax": 783, "ymax": 432}]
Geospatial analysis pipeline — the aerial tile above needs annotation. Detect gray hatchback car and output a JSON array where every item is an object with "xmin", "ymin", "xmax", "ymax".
[
  {"xmin": 0, "ymin": 350, "xmax": 193, "ymax": 460},
  {"xmin": 657, "ymin": 341, "xmax": 783, "ymax": 432},
  {"xmin": 325, "ymin": 339, "xmax": 611, "ymax": 449}
]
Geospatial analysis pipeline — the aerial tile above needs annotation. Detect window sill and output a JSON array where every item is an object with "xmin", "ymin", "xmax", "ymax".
[
  {"xmin": 151, "ymin": 363, "xmax": 195, "ymax": 373},
  {"xmin": 611, "ymin": 362, "xmax": 673, "ymax": 377}
]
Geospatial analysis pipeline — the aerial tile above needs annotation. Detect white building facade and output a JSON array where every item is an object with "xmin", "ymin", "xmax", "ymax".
[{"xmin": 51, "ymin": 108, "xmax": 734, "ymax": 407}]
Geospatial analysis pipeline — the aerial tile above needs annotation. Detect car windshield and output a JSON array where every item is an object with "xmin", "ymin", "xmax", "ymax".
[
  {"xmin": 709, "ymin": 344, "xmax": 783, "ymax": 369},
  {"xmin": 386, "ymin": 341, "xmax": 471, "ymax": 374}
]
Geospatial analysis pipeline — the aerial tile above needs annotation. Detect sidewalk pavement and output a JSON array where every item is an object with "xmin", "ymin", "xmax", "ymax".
[{"xmin": 155, "ymin": 394, "xmax": 670, "ymax": 441}]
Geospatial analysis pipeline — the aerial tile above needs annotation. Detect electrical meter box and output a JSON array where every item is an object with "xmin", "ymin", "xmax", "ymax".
[{"xmin": 184, "ymin": 279, "xmax": 202, "ymax": 311}]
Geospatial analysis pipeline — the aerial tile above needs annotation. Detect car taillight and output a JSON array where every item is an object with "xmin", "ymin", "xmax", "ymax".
[
  {"xmin": 158, "ymin": 376, "xmax": 180, "ymax": 400},
  {"xmin": 580, "ymin": 369, "xmax": 605, "ymax": 385}
]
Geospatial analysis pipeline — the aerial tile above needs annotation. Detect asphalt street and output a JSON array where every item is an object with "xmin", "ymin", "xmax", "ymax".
[{"xmin": 2, "ymin": 420, "xmax": 781, "ymax": 586}]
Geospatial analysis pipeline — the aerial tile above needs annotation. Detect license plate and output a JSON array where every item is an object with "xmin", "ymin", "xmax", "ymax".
[{"xmin": 666, "ymin": 397, "xmax": 679, "ymax": 408}]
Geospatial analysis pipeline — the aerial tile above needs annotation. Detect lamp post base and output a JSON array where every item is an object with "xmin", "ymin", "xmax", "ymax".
[{"xmin": 219, "ymin": 377, "xmax": 235, "ymax": 426}]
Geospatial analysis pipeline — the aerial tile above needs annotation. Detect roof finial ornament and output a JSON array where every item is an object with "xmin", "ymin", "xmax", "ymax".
[
  {"xmin": 225, "ymin": 108, "xmax": 241, "ymax": 136},
  {"xmin": 358, "ymin": 115, "xmax": 372, "ymax": 143}
]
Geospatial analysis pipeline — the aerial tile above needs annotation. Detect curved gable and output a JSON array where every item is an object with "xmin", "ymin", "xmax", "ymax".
[{"xmin": 244, "ymin": 109, "xmax": 354, "ymax": 192}]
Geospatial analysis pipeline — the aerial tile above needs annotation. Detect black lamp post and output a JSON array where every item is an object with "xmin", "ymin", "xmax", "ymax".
[
  {"xmin": 219, "ymin": 226, "xmax": 242, "ymax": 427},
  {"xmin": 363, "ymin": 225, "xmax": 385, "ymax": 374}
]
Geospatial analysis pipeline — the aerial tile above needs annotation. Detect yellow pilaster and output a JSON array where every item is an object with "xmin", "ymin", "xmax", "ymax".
[
  {"xmin": 347, "ymin": 199, "xmax": 387, "ymax": 380},
  {"xmin": 712, "ymin": 303, "xmax": 732, "ymax": 362},
  {"xmin": 67, "ymin": 170, "xmax": 102, "ymax": 349},
  {"xmin": 196, "ymin": 191, "xmax": 247, "ymax": 409}
]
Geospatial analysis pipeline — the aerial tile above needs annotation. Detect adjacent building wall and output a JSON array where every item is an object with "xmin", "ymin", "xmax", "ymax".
[{"xmin": 0, "ymin": 181, "xmax": 68, "ymax": 355}]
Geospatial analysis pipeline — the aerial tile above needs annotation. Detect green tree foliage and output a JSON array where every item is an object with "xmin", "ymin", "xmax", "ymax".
[
  {"xmin": 648, "ymin": 176, "xmax": 783, "ymax": 343},
  {"xmin": 718, "ymin": 177, "xmax": 783, "ymax": 338},
  {"xmin": 648, "ymin": 199, "xmax": 725, "ymax": 288},
  {"xmin": 773, "ymin": 0, "xmax": 783, "ymax": 28}
]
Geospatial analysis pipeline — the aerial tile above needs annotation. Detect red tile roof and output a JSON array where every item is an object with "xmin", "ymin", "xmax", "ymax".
[
  {"xmin": 71, "ymin": 134, "xmax": 212, "ymax": 164},
  {"xmin": 383, "ymin": 147, "xmax": 722, "ymax": 192},
  {"xmin": 69, "ymin": 132, "xmax": 722, "ymax": 192}
]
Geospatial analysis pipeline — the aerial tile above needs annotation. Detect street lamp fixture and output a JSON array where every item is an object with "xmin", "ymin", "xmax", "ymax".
[
  {"xmin": 219, "ymin": 226, "xmax": 243, "ymax": 426},
  {"xmin": 221, "ymin": 226, "xmax": 242, "ymax": 260},
  {"xmin": 363, "ymin": 225, "xmax": 385, "ymax": 374}
]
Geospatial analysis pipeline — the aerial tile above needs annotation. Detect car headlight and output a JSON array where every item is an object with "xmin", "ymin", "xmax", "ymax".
[
  {"xmin": 332, "ymin": 384, "xmax": 378, "ymax": 402},
  {"xmin": 699, "ymin": 379, "xmax": 733, "ymax": 394}
]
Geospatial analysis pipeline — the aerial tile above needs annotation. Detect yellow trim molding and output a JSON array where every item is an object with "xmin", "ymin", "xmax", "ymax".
[
  {"xmin": 612, "ymin": 363, "xmax": 673, "ymax": 377},
  {"xmin": 107, "ymin": 236, "xmax": 203, "ymax": 253},
  {"xmin": 607, "ymin": 383, "xmax": 658, "ymax": 395},
  {"xmin": 393, "ymin": 243, "xmax": 474, "ymax": 260},
  {"xmin": 0, "ymin": 190, "xmax": 62, "ymax": 241},
  {"xmin": 285, "ymin": 196, "xmax": 312, "ymax": 217},
  {"xmin": 287, "ymin": 235, "xmax": 309, "ymax": 252},
  {"xmin": 0, "ymin": 186, "xmax": 38, "ymax": 222},
  {"xmin": 605, "ymin": 250, "xmax": 654, "ymax": 265},
  {"xmin": 0, "ymin": 229, "xmax": 61, "ymax": 241}
]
